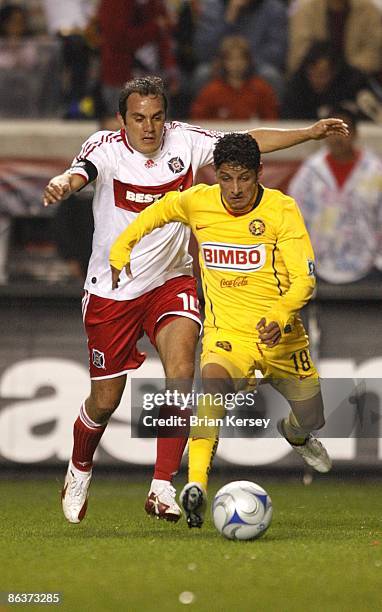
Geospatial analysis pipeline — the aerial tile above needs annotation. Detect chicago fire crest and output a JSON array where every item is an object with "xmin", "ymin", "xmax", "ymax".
[{"xmin": 167, "ymin": 156, "xmax": 185, "ymax": 174}]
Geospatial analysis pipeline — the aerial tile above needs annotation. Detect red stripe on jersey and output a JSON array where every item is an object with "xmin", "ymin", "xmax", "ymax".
[
  {"xmin": 167, "ymin": 121, "xmax": 222, "ymax": 139},
  {"xmin": 113, "ymin": 164, "xmax": 194, "ymax": 212},
  {"xmin": 80, "ymin": 133, "xmax": 122, "ymax": 158},
  {"xmin": 120, "ymin": 129, "xmax": 134, "ymax": 153}
]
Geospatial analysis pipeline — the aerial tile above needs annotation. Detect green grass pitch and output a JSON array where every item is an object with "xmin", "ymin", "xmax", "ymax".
[{"xmin": 2, "ymin": 476, "xmax": 382, "ymax": 612}]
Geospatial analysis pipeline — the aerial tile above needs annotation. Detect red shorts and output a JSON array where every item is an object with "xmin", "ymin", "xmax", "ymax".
[{"xmin": 82, "ymin": 275, "xmax": 201, "ymax": 379}]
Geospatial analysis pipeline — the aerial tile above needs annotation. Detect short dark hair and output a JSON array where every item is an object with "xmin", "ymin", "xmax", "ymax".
[
  {"xmin": 213, "ymin": 133, "xmax": 261, "ymax": 171},
  {"xmin": 119, "ymin": 76, "xmax": 168, "ymax": 118},
  {"xmin": 325, "ymin": 104, "xmax": 359, "ymax": 130}
]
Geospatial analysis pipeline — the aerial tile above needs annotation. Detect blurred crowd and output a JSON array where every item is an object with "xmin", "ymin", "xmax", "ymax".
[
  {"xmin": 0, "ymin": 0, "xmax": 381, "ymax": 122},
  {"xmin": 0, "ymin": 0, "xmax": 382, "ymax": 288}
]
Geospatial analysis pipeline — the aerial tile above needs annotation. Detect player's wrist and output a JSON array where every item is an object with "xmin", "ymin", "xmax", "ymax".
[{"xmin": 109, "ymin": 250, "xmax": 130, "ymax": 271}]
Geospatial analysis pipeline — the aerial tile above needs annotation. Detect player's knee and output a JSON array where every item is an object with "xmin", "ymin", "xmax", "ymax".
[
  {"xmin": 86, "ymin": 394, "xmax": 121, "ymax": 422},
  {"xmin": 165, "ymin": 360, "xmax": 195, "ymax": 380}
]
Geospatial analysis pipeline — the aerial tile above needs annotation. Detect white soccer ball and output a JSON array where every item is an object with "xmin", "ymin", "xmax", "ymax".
[{"xmin": 212, "ymin": 480, "xmax": 272, "ymax": 540}]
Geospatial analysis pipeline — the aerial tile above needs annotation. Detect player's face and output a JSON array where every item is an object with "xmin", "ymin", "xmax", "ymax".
[
  {"xmin": 216, "ymin": 163, "xmax": 260, "ymax": 212},
  {"xmin": 306, "ymin": 58, "xmax": 333, "ymax": 94},
  {"xmin": 120, "ymin": 93, "xmax": 166, "ymax": 155},
  {"xmin": 223, "ymin": 48, "xmax": 249, "ymax": 80},
  {"xmin": 327, "ymin": 119, "xmax": 356, "ymax": 158}
]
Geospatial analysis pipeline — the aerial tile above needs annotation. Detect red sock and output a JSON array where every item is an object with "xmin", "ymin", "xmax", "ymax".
[
  {"xmin": 154, "ymin": 405, "xmax": 191, "ymax": 481},
  {"xmin": 71, "ymin": 403, "xmax": 107, "ymax": 472}
]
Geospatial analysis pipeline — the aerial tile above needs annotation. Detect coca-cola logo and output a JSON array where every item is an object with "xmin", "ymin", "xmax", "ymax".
[{"xmin": 220, "ymin": 276, "xmax": 249, "ymax": 288}]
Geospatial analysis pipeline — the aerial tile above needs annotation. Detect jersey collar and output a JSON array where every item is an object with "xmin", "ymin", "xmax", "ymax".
[{"xmin": 221, "ymin": 184, "xmax": 264, "ymax": 217}]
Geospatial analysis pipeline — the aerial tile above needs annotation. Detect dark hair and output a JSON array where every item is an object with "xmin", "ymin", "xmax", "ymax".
[
  {"xmin": 0, "ymin": 4, "xmax": 28, "ymax": 37},
  {"xmin": 218, "ymin": 35, "xmax": 254, "ymax": 80},
  {"xmin": 213, "ymin": 133, "xmax": 261, "ymax": 170},
  {"xmin": 299, "ymin": 41, "xmax": 338, "ymax": 75},
  {"xmin": 118, "ymin": 76, "xmax": 168, "ymax": 118},
  {"xmin": 325, "ymin": 104, "xmax": 359, "ymax": 130}
]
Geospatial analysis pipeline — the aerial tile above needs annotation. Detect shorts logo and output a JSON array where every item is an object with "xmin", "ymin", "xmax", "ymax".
[
  {"xmin": 92, "ymin": 349, "xmax": 106, "ymax": 369},
  {"xmin": 249, "ymin": 219, "xmax": 265, "ymax": 236},
  {"xmin": 216, "ymin": 341, "xmax": 232, "ymax": 352},
  {"xmin": 168, "ymin": 157, "xmax": 185, "ymax": 174},
  {"xmin": 202, "ymin": 242, "xmax": 266, "ymax": 272},
  {"xmin": 307, "ymin": 259, "xmax": 315, "ymax": 277}
]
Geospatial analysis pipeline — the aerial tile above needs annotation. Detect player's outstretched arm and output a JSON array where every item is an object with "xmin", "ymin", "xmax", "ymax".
[
  {"xmin": 43, "ymin": 173, "xmax": 87, "ymax": 207},
  {"xmin": 249, "ymin": 118, "xmax": 349, "ymax": 153},
  {"xmin": 110, "ymin": 191, "xmax": 189, "ymax": 289}
]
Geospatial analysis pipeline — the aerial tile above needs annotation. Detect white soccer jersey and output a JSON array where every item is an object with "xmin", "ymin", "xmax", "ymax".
[
  {"xmin": 289, "ymin": 147, "xmax": 382, "ymax": 283},
  {"xmin": 69, "ymin": 122, "xmax": 223, "ymax": 300}
]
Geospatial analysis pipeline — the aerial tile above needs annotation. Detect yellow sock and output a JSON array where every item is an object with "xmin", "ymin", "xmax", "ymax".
[
  {"xmin": 285, "ymin": 412, "xmax": 308, "ymax": 445},
  {"xmin": 188, "ymin": 436, "xmax": 218, "ymax": 489},
  {"xmin": 188, "ymin": 392, "xmax": 224, "ymax": 489}
]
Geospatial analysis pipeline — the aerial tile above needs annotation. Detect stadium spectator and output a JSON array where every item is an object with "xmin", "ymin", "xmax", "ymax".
[
  {"xmin": 40, "ymin": 0, "xmax": 98, "ymax": 119},
  {"xmin": 42, "ymin": 76, "xmax": 347, "ymax": 526},
  {"xmin": 97, "ymin": 0, "xmax": 179, "ymax": 128},
  {"xmin": 192, "ymin": 0, "xmax": 288, "ymax": 97},
  {"xmin": 190, "ymin": 35, "xmax": 279, "ymax": 120},
  {"xmin": 0, "ymin": 3, "xmax": 61, "ymax": 118},
  {"xmin": 109, "ymin": 133, "xmax": 332, "ymax": 528},
  {"xmin": 170, "ymin": 0, "xmax": 201, "ymax": 118},
  {"xmin": 281, "ymin": 42, "xmax": 370, "ymax": 120},
  {"xmin": 0, "ymin": 4, "xmax": 37, "ymax": 68},
  {"xmin": 288, "ymin": 0, "xmax": 382, "ymax": 77},
  {"xmin": 288, "ymin": 107, "xmax": 382, "ymax": 284}
]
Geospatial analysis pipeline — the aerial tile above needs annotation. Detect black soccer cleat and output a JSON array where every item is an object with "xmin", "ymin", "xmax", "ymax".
[{"xmin": 179, "ymin": 482, "xmax": 207, "ymax": 528}]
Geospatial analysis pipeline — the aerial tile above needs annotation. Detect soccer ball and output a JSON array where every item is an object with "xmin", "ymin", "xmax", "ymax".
[{"xmin": 212, "ymin": 480, "xmax": 272, "ymax": 540}]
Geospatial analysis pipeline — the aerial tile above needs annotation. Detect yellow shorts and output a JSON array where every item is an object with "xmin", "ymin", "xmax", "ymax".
[{"xmin": 201, "ymin": 325, "xmax": 320, "ymax": 402}]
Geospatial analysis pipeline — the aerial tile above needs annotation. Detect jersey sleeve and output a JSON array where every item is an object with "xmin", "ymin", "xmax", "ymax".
[
  {"xmin": 180, "ymin": 122, "xmax": 225, "ymax": 168},
  {"xmin": 68, "ymin": 131, "xmax": 113, "ymax": 183},
  {"xmin": 109, "ymin": 190, "xmax": 189, "ymax": 270},
  {"xmin": 265, "ymin": 196, "xmax": 316, "ymax": 330}
]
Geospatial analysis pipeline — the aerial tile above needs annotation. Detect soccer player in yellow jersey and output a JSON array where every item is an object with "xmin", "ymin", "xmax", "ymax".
[{"xmin": 109, "ymin": 133, "xmax": 331, "ymax": 528}]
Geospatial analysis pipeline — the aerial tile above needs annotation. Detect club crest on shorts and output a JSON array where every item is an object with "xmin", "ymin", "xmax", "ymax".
[
  {"xmin": 92, "ymin": 349, "xmax": 106, "ymax": 369},
  {"xmin": 216, "ymin": 341, "xmax": 232, "ymax": 352},
  {"xmin": 168, "ymin": 156, "xmax": 185, "ymax": 174},
  {"xmin": 249, "ymin": 219, "xmax": 265, "ymax": 236}
]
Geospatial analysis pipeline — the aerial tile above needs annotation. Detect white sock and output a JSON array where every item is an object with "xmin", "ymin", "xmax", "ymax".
[
  {"xmin": 69, "ymin": 460, "xmax": 92, "ymax": 478},
  {"xmin": 150, "ymin": 478, "xmax": 171, "ymax": 491}
]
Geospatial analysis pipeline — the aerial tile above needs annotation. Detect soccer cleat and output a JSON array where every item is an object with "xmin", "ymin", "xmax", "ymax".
[
  {"xmin": 144, "ymin": 481, "xmax": 181, "ymax": 522},
  {"xmin": 61, "ymin": 464, "xmax": 92, "ymax": 523},
  {"xmin": 180, "ymin": 482, "xmax": 207, "ymax": 528},
  {"xmin": 277, "ymin": 419, "xmax": 332, "ymax": 473}
]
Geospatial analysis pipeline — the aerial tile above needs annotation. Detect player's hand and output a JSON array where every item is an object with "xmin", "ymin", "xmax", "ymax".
[
  {"xmin": 111, "ymin": 265, "xmax": 121, "ymax": 290},
  {"xmin": 308, "ymin": 118, "xmax": 349, "ymax": 140},
  {"xmin": 43, "ymin": 175, "xmax": 71, "ymax": 207},
  {"xmin": 256, "ymin": 318, "xmax": 281, "ymax": 348},
  {"xmin": 111, "ymin": 263, "xmax": 131, "ymax": 289}
]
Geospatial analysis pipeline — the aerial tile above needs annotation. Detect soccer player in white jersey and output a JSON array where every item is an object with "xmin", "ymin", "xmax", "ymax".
[{"xmin": 43, "ymin": 76, "xmax": 348, "ymax": 524}]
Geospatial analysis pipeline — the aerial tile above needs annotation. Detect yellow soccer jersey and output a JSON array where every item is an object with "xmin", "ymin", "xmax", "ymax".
[{"xmin": 110, "ymin": 183, "xmax": 316, "ymax": 338}]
